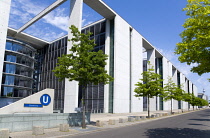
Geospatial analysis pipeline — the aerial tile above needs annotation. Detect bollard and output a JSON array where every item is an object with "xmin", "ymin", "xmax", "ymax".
[
  {"xmin": 0, "ymin": 129, "xmax": 9, "ymax": 138},
  {"xmin": 128, "ymin": 117, "xmax": 135, "ymax": 122},
  {"xmin": 59, "ymin": 124, "xmax": 69, "ymax": 132},
  {"xmin": 155, "ymin": 114, "xmax": 160, "ymax": 117},
  {"xmin": 150, "ymin": 115, "xmax": 156, "ymax": 118},
  {"xmin": 109, "ymin": 119, "xmax": 116, "ymax": 125},
  {"xmin": 119, "ymin": 118, "xmax": 127, "ymax": 123},
  {"xmin": 32, "ymin": 126, "xmax": 44, "ymax": 135},
  {"xmin": 141, "ymin": 116, "xmax": 146, "ymax": 120},
  {"xmin": 96, "ymin": 120, "xmax": 104, "ymax": 127},
  {"xmin": 135, "ymin": 116, "xmax": 141, "ymax": 121}
]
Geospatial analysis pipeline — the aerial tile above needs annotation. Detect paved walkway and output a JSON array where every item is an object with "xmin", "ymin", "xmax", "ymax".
[{"xmin": 9, "ymin": 109, "xmax": 204, "ymax": 138}]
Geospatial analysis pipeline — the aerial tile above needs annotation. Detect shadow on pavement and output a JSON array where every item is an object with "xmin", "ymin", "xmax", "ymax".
[
  {"xmin": 189, "ymin": 119, "xmax": 210, "ymax": 121},
  {"xmin": 188, "ymin": 123, "xmax": 206, "ymax": 126},
  {"xmin": 145, "ymin": 128, "xmax": 210, "ymax": 138}
]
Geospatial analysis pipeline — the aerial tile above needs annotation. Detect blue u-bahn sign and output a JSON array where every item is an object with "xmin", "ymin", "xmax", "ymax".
[
  {"xmin": 24, "ymin": 94, "xmax": 51, "ymax": 108},
  {"xmin": 40, "ymin": 94, "xmax": 51, "ymax": 106}
]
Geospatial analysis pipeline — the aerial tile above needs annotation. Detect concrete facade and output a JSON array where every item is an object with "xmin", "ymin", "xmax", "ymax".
[
  {"xmin": 0, "ymin": 0, "xmax": 12, "ymax": 92},
  {"xmin": 64, "ymin": 0, "xmax": 83, "ymax": 113}
]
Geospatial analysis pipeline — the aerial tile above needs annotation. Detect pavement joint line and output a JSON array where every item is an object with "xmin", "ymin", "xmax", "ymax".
[{"xmin": 51, "ymin": 109, "xmax": 207, "ymax": 138}]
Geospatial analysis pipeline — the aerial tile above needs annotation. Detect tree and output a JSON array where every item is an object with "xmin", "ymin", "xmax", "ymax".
[
  {"xmin": 53, "ymin": 25, "xmax": 113, "ymax": 129},
  {"xmin": 134, "ymin": 62, "xmax": 164, "ymax": 118},
  {"xmin": 197, "ymin": 97, "xmax": 209, "ymax": 107},
  {"xmin": 188, "ymin": 93, "xmax": 198, "ymax": 110},
  {"xmin": 175, "ymin": 85, "xmax": 186, "ymax": 112},
  {"xmin": 175, "ymin": 0, "xmax": 210, "ymax": 75},
  {"xmin": 182, "ymin": 92, "xmax": 192, "ymax": 111},
  {"xmin": 163, "ymin": 77, "xmax": 185, "ymax": 114}
]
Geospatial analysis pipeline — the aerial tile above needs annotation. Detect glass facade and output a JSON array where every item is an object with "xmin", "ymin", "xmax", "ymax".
[
  {"xmin": 79, "ymin": 21, "xmax": 106, "ymax": 113},
  {"xmin": 35, "ymin": 21, "xmax": 106, "ymax": 113},
  {"xmin": 1, "ymin": 20, "xmax": 107, "ymax": 113},
  {"xmin": 36, "ymin": 37, "xmax": 67, "ymax": 112},
  {"xmin": 109, "ymin": 19, "xmax": 114, "ymax": 113},
  {"xmin": 1, "ymin": 38, "xmax": 35, "ymax": 98},
  {"xmin": 177, "ymin": 72, "xmax": 181, "ymax": 109}
]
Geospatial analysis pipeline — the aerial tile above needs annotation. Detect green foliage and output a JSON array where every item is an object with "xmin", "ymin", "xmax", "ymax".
[
  {"xmin": 163, "ymin": 77, "xmax": 185, "ymax": 113},
  {"xmin": 163, "ymin": 77, "xmax": 184, "ymax": 101},
  {"xmin": 182, "ymin": 92, "xmax": 192, "ymax": 103},
  {"xmin": 175, "ymin": 0, "xmax": 210, "ymax": 75},
  {"xmin": 134, "ymin": 62, "xmax": 164, "ymax": 117},
  {"xmin": 134, "ymin": 63, "xmax": 164, "ymax": 99},
  {"xmin": 183, "ymin": 92, "xmax": 209, "ymax": 108},
  {"xmin": 53, "ymin": 25, "xmax": 113, "ymax": 86}
]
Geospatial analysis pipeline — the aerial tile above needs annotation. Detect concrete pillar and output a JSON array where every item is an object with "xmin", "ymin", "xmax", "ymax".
[
  {"xmin": 147, "ymin": 49, "xmax": 157, "ymax": 111},
  {"xmin": 104, "ymin": 19, "xmax": 111, "ymax": 113},
  {"xmin": 172, "ymin": 69, "xmax": 178, "ymax": 110},
  {"xmin": 0, "ymin": 0, "xmax": 12, "ymax": 93},
  {"xmin": 64, "ymin": 0, "xmax": 83, "ymax": 113},
  {"xmin": 162, "ymin": 57, "xmax": 169, "ymax": 110}
]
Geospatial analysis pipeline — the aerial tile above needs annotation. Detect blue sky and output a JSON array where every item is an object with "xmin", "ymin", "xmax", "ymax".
[{"xmin": 9, "ymin": 0, "xmax": 210, "ymax": 97}]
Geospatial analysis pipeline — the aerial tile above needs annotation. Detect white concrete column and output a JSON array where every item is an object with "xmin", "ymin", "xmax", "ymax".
[
  {"xmin": 104, "ymin": 19, "xmax": 111, "ymax": 113},
  {"xmin": 172, "ymin": 69, "xmax": 178, "ymax": 110},
  {"xmin": 64, "ymin": 0, "xmax": 83, "ymax": 113},
  {"xmin": 172, "ymin": 69, "xmax": 177, "ymax": 85},
  {"xmin": 162, "ymin": 57, "xmax": 170, "ymax": 110},
  {"xmin": 131, "ymin": 29, "xmax": 143, "ymax": 112},
  {"xmin": 147, "ymin": 49, "xmax": 156, "ymax": 111},
  {"xmin": 147, "ymin": 49, "xmax": 155, "ymax": 69},
  {"xmin": 0, "ymin": 0, "xmax": 11, "ymax": 93}
]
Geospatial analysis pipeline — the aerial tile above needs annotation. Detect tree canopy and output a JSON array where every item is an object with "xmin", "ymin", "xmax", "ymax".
[
  {"xmin": 134, "ymin": 62, "xmax": 164, "ymax": 117},
  {"xmin": 175, "ymin": 0, "xmax": 210, "ymax": 75},
  {"xmin": 163, "ymin": 77, "xmax": 185, "ymax": 113}
]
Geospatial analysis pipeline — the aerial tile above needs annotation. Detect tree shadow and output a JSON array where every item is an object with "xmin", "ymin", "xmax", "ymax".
[
  {"xmin": 198, "ymin": 114, "xmax": 210, "ymax": 117},
  {"xmin": 188, "ymin": 123, "xmax": 206, "ymax": 126},
  {"xmin": 145, "ymin": 128, "xmax": 210, "ymax": 138},
  {"xmin": 189, "ymin": 119, "xmax": 210, "ymax": 121}
]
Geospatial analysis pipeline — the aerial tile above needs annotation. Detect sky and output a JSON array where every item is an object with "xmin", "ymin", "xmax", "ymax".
[{"xmin": 8, "ymin": 0, "xmax": 210, "ymax": 97}]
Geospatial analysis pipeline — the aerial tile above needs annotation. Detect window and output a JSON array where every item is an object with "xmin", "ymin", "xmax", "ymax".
[
  {"xmin": 5, "ymin": 64, "xmax": 16, "ymax": 74},
  {"xmin": 6, "ymin": 55, "xmax": 16, "ymax": 63},
  {"xmin": 6, "ymin": 42, "xmax": 12, "ymax": 50}
]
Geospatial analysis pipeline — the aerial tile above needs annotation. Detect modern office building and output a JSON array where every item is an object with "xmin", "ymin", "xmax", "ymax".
[{"xmin": 0, "ymin": 0, "xmax": 198, "ymax": 113}]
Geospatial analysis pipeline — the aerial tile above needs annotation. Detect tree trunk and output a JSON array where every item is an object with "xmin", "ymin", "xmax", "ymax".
[
  {"xmin": 182, "ymin": 101, "xmax": 183, "ymax": 113},
  {"xmin": 148, "ymin": 96, "xmax": 150, "ymax": 118},
  {"xmin": 82, "ymin": 86, "xmax": 86, "ymax": 129},
  {"xmin": 171, "ymin": 99, "xmax": 173, "ymax": 114},
  {"xmin": 193, "ymin": 106, "xmax": 194, "ymax": 111}
]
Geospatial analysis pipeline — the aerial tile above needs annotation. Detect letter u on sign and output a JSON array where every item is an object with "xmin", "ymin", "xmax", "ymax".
[{"xmin": 40, "ymin": 94, "xmax": 51, "ymax": 106}]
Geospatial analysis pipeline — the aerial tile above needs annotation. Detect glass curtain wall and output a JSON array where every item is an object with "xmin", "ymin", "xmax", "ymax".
[
  {"xmin": 36, "ymin": 21, "xmax": 106, "ymax": 113},
  {"xmin": 143, "ymin": 60, "xmax": 147, "ymax": 111},
  {"xmin": 78, "ymin": 21, "xmax": 106, "ymax": 113},
  {"xmin": 156, "ymin": 58, "xmax": 163, "ymax": 110},
  {"xmin": 1, "ymin": 38, "xmax": 35, "ymax": 98},
  {"xmin": 36, "ymin": 37, "xmax": 67, "ymax": 112}
]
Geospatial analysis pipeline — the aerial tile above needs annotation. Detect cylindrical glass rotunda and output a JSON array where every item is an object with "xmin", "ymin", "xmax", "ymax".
[{"xmin": 1, "ymin": 38, "xmax": 36, "ymax": 98}]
